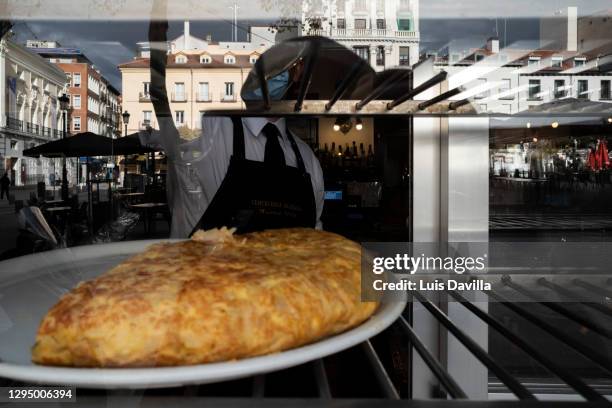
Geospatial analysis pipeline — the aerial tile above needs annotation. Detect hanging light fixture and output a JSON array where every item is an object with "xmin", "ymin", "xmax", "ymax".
[
  {"xmin": 340, "ymin": 118, "xmax": 352, "ymax": 134},
  {"xmin": 607, "ymin": 117, "xmax": 612, "ymax": 124},
  {"xmin": 526, "ymin": 122, "xmax": 531, "ymax": 129},
  {"xmin": 355, "ymin": 118, "xmax": 363, "ymax": 131},
  {"xmin": 333, "ymin": 117, "xmax": 352, "ymax": 134},
  {"xmin": 551, "ymin": 121, "xmax": 559, "ymax": 129}
]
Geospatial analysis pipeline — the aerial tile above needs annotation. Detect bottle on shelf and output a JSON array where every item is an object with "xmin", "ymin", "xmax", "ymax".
[
  {"xmin": 359, "ymin": 142, "xmax": 366, "ymax": 168},
  {"xmin": 322, "ymin": 143, "xmax": 329, "ymax": 167},
  {"xmin": 366, "ymin": 144, "xmax": 376, "ymax": 178},
  {"xmin": 343, "ymin": 144, "xmax": 351, "ymax": 168}
]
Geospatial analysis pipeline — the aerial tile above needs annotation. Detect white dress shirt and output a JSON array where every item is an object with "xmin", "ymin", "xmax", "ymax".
[{"xmin": 140, "ymin": 116, "xmax": 324, "ymax": 238}]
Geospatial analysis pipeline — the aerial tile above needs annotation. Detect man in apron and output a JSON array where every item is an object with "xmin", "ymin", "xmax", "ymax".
[
  {"xmin": 190, "ymin": 115, "xmax": 321, "ymax": 235},
  {"xmin": 140, "ymin": 36, "xmax": 374, "ymax": 237},
  {"xmin": 140, "ymin": 57, "xmax": 324, "ymax": 237}
]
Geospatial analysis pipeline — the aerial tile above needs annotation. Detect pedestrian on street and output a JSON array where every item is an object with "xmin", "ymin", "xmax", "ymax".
[{"xmin": 0, "ymin": 173, "xmax": 10, "ymax": 201}]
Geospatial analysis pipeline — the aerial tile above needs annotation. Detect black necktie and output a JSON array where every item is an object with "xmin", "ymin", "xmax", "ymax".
[{"xmin": 262, "ymin": 123, "xmax": 286, "ymax": 166}]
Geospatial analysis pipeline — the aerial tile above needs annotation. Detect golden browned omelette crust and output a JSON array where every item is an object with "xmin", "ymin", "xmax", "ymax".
[{"xmin": 31, "ymin": 228, "xmax": 378, "ymax": 367}]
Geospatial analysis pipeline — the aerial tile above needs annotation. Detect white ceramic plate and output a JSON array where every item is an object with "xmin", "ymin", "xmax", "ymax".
[{"xmin": 0, "ymin": 240, "xmax": 407, "ymax": 389}]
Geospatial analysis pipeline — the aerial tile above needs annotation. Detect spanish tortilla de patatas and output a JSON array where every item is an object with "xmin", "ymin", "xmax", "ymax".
[{"xmin": 32, "ymin": 228, "xmax": 377, "ymax": 367}]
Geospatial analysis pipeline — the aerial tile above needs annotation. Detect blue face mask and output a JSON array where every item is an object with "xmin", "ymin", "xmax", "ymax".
[{"xmin": 243, "ymin": 70, "xmax": 290, "ymax": 101}]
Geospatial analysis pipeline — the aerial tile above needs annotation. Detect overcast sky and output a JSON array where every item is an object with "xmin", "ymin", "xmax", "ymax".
[
  {"xmin": 4, "ymin": 0, "xmax": 611, "ymax": 20},
  {"xmin": 7, "ymin": 0, "xmax": 612, "ymax": 90}
]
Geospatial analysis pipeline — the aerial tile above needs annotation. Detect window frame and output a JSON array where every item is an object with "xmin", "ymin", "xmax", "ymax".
[
  {"xmin": 353, "ymin": 46, "xmax": 370, "ymax": 62},
  {"xmin": 73, "ymin": 116, "xmax": 81, "ymax": 131},
  {"xmin": 600, "ymin": 80, "xmax": 611, "ymax": 100},
  {"xmin": 498, "ymin": 78, "xmax": 513, "ymax": 99},
  {"xmin": 224, "ymin": 82, "xmax": 235, "ymax": 97},
  {"xmin": 551, "ymin": 56, "xmax": 563, "ymax": 68},
  {"xmin": 577, "ymin": 79, "xmax": 589, "ymax": 99},
  {"xmin": 174, "ymin": 82, "xmax": 186, "ymax": 101},
  {"xmin": 554, "ymin": 79, "xmax": 566, "ymax": 99},
  {"xmin": 174, "ymin": 110, "xmax": 185, "ymax": 125},
  {"xmin": 198, "ymin": 82, "xmax": 210, "ymax": 101},
  {"xmin": 474, "ymin": 78, "xmax": 488, "ymax": 99},
  {"xmin": 528, "ymin": 79, "xmax": 541, "ymax": 100},
  {"xmin": 354, "ymin": 18, "xmax": 367, "ymax": 30},
  {"xmin": 574, "ymin": 57, "xmax": 586, "ymax": 68},
  {"xmin": 375, "ymin": 45, "xmax": 385, "ymax": 66},
  {"xmin": 528, "ymin": 56, "xmax": 541, "ymax": 67},
  {"xmin": 397, "ymin": 18, "xmax": 411, "ymax": 31},
  {"xmin": 399, "ymin": 46, "xmax": 410, "ymax": 66}
]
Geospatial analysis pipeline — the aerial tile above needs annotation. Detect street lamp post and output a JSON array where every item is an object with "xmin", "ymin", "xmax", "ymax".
[
  {"xmin": 58, "ymin": 93, "xmax": 70, "ymax": 200},
  {"xmin": 121, "ymin": 110, "xmax": 130, "ymax": 187}
]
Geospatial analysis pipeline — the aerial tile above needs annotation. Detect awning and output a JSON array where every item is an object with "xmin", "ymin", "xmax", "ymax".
[
  {"xmin": 23, "ymin": 132, "xmax": 158, "ymax": 158},
  {"xmin": 23, "ymin": 132, "xmax": 112, "ymax": 158}
]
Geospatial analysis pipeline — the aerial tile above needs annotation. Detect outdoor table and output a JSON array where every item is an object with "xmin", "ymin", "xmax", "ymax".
[
  {"xmin": 45, "ymin": 206, "xmax": 72, "ymax": 213},
  {"xmin": 118, "ymin": 192, "xmax": 145, "ymax": 197},
  {"xmin": 43, "ymin": 199, "xmax": 66, "ymax": 207},
  {"xmin": 117, "ymin": 192, "xmax": 145, "ymax": 205},
  {"xmin": 129, "ymin": 202, "xmax": 167, "ymax": 234}
]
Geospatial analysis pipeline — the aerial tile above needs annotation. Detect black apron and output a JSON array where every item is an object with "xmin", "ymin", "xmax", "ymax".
[{"xmin": 190, "ymin": 117, "xmax": 316, "ymax": 236}]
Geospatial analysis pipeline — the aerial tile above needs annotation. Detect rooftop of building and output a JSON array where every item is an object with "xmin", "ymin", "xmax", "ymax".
[
  {"xmin": 435, "ymin": 39, "xmax": 612, "ymax": 75},
  {"xmin": 27, "ymin": 45, "xmax": 94, "ymax": 64},
  {"xmin": 118, "ymin": 53, "xmax": 256, "ymax": 69}
]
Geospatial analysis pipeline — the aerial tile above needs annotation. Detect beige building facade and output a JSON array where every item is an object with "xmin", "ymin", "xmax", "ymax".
[{"xmin": 119, "ymin": 23, "xmax": 270, "ymax": 135}]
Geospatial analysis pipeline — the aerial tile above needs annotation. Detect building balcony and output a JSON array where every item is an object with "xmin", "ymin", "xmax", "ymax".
[
  {"xmin": 196, "ymin": 92, "xmax": 212, "ymax": 102},
  {"xmin": 139, "ymin": 120, "xmax": 155, "ymax": 130},
  {"xmin": 139, "ymin": 92, "xmax": 151, "ymax": 102},
  {"xmin": 4, "ymin": 115, "xmax": 63, "ymax": 139},
  {"xmin": 312, "ymin": 28, "xmax": 419, "ymax": 41},
  {"xmin": 220, "ymin": 93, "xmax": 237, "ymax": 102},
  {"xmin": 171, "ymin": 92, "xmax": 188, "ymax": 102}
]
